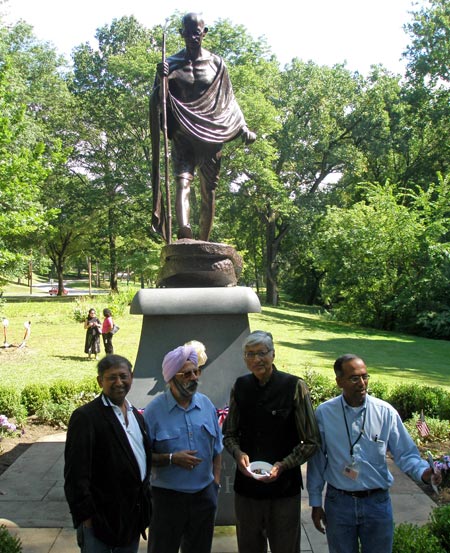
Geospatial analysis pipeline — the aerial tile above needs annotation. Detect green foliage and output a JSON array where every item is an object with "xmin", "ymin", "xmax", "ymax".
[
  {"xmin": 404, "ymin": 0, "xmax": 450, "ymax": 85},
  {"xmin": 0, "ymin": 387, "xmax": 27, "ymax": 422},
  {"xmin": 34, "ymin": 377, "xmax": 98, "ymax": 427},
  {"xmin": 393, "ymin": 523, "xmax": 445, "ymax": 553},
  {"xmin": 368, "ymin": 380, "xmax": 390, "ymax": 401},
  {"xmin": 404, "ymin": 414, "xmax": 450, "ymax": 443},
  {"xmin": 49, "ymin": 380, "xmax": 79, "ymax": 403},
  {"xmin": 35, "ymin": 400, "xmax": 79, "ymax": 428},
  {"xmin": 311, "ymin": 178, "xmax": 450, "ymax": 337},
  {"xmin": 389, "ymin": 384, "xmax": 450, "ymax": 420},
  {"xmin": 72, "ymin": 290, "xmax": 136, "ymax": 324},
  {"xmin": 429, "ymin": 504, "xmax": 450, "ymax": 552},
  {"xmin": 301, "ymin": 369, "xmax": 339, "ymax": 409},
  {"xmin": 21, "ymin": 384, "xmax": 51, "ymax": 415},
  {"xmin": 0, "ymin": 525, "xmax": 22, "ymax": 553}
]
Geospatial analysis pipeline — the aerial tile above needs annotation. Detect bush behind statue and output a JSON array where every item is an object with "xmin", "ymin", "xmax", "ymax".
[{"xmin": 72, "ymin": 289, "xmax": 136, "ymax": 323}]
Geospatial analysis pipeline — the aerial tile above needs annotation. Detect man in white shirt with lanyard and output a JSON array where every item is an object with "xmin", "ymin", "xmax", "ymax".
[{"xmin": 307, "ymin": 353, "xmax": 441, "ymax": 553}]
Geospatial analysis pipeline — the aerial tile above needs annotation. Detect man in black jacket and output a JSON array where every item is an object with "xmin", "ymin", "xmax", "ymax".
[
  {"xmin": 64, "ymin": 354, "xmax": 152, "ymax": 553},
  {"xmin": 223, "ymin": 330, "xmax": 320, "ymax": 553}
]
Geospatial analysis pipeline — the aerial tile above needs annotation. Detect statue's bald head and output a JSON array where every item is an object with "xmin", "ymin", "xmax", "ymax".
[{"xmin": 182, "ymin": 12, "xmax": 205, "ymax": 29}]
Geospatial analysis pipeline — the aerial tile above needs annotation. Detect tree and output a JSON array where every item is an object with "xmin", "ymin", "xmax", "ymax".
[
  {"xmin": 0, "ymin": 23, "xmax": 52, "ymax": 278},
  {"xmin": 404, "ymin": 0, "xmax": 450, "ymax": 86},
  {"xmin": 0, "ymin": 20, "xmax": 73, "ymax": 287},
  {"xmin": 311, "ymin": 178, "xmax": 450, "ymax": 336},
  {"xmin": 70, "ymin": 16, "xmax": 157, "ymax": 291}
]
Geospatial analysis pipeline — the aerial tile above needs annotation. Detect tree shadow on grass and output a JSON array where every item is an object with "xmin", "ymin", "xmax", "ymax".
[
  {"xmin": 53, "ymin": 355, "xmax": 93, "ymax": 362},
  {"xmin": 260, "ymin": 305, "xmax": 449, "ymax": 388}
]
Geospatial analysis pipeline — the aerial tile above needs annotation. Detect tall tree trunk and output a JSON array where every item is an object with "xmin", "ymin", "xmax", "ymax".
[
  {"xmin": 108, "ymin": 208, "xmax": 118, "ymax": 292},
  {"xmin": 56, "ymin": 256, "xmax": 65, "ymax": 296},
  {"xmin": 264, "ymin": 213, "xmax": 289, "ymax": 306},
  {"xmin": 265, "ymin": 218, "xmax": 278, "ymax": 306}
]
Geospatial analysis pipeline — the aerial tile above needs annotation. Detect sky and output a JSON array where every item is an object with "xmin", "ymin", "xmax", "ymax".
[{"xmin": 2, "ymin": 0, "xmax": 425, "ymax": 75}]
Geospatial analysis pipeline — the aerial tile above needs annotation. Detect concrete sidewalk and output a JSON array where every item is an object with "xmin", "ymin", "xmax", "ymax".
[{"xmin": 0, "ymin": 433, "xmax": 438, "ymax": 553}]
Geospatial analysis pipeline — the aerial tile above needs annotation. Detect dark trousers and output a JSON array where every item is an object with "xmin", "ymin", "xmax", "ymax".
[
  {"xmin": 102, "ymin": 332, "xmax": 113, "ymax": 354},
  {"xmin": 235, "ymin": 493, "xmax": 301, "ymax": 553},
  {"xmin": 148, "ymin": 483, "xmax": 219, "ymax": 553}
]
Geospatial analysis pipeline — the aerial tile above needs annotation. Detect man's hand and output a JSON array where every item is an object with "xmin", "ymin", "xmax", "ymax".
[
  {"xmin": 234, "ymin": 451, "xmax": 253, "ymax": 477},
  {"xmin": 241, "ymin": 126, "xmax": 256, "ymax": 144},
  {"xmin": 172, "ymin": 450, "xmax": 202, "ymax": 470},
  {"xmin": 311, "ymin": 506, "xmax": 327, "ymax": 534},
  {"xmin": 422, "ymin": 466, "xmax": 442, "ymax": 486}
]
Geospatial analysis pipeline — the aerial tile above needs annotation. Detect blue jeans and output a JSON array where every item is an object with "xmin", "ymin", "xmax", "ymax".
[
  {"xmin": 324, "ymin": 485, "xmax": 393, "ymax": 553},
  {"xmin": 76, "ymin": 526, "xmax": 140, "ymax": 553}
]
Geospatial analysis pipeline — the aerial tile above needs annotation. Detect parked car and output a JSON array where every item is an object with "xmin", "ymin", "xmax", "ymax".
[{"xmin": 49, "ymin": 287, "xmax": 69, "ymax": 296}]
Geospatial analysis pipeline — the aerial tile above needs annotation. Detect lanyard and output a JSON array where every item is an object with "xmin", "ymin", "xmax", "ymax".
[{"xmin": 340, "ymin": 397, "xmax": 367, "ymax": 457}]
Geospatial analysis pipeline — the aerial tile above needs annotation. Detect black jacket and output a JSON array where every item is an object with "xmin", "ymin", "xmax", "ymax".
[{"xmin": 64, "ymin": 395, "xmax": 152, "ymax": 546}]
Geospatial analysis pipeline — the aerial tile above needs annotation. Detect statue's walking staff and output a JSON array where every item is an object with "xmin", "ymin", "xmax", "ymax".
[{"xmin": 161, "ymin": 27, "xmax": 172, "ymax": 243}]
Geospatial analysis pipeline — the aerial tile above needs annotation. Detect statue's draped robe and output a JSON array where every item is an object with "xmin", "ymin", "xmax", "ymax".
[{"xmin": 150, "ymin": 53, "xmax": 246, "ymax": 238}]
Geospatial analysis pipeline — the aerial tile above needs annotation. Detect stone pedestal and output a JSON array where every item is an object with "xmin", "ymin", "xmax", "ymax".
[{"xmin": 128, "ymin": 287, "xmax": 261, "ymax": 525}]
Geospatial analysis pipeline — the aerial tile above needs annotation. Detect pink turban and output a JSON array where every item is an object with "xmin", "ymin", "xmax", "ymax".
[{"xmin": 162, "ymin": 345, "xmax": 198, "ymax": 383}]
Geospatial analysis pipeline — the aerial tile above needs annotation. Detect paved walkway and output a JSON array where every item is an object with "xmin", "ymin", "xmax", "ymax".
[{"xmin": 0, "ymin": 433, "xmax": 438, "ymax": 553}]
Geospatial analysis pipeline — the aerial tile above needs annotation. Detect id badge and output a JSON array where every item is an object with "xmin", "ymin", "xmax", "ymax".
[{"xmin": 343, "ymin": 463, "xmax": 359, "ymax": 480}]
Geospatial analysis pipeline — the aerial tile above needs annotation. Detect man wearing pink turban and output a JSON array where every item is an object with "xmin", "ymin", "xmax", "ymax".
[{"xmin": 143, "ymin": 344, "xmax": 223, "ymax": 553}]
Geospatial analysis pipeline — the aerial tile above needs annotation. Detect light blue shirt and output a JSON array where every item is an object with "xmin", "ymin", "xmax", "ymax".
[
  {"xmin": 307, "ymin": 394, "xmax": 428, "ymax": 507},
  {"xmin": 101, "ymin": 394, "xmax": 147, "ymax": 481},
  {"xmin": 144, "ymin": 389, "xmax": 223, "ymax": 493}
]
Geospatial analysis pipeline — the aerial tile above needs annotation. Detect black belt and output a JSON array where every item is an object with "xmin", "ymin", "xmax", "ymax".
[{"xmin": 330, "ymin": 485, "xmax": 385, "ymax": 498}]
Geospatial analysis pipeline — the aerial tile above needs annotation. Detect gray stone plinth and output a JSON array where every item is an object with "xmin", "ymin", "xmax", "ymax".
[{"xmin": 129, "ymin": 286, "xmax": 261, "ymax": 525}]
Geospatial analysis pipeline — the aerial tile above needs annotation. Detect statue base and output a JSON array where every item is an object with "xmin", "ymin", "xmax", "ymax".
[{"xmin": 156, "ymin": 239, "xmax": 243, "ymax": 287}]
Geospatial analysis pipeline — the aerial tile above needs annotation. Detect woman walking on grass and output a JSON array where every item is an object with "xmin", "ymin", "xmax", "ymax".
[
  {"xmin": 102, "ymin": 308, "xmax": 114, "ymax": 354},
  {"xmin": 84, "ymin": 308, "xmax": 101, "ymax": 360}
]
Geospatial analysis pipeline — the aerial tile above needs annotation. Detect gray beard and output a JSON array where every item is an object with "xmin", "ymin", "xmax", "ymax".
[{"xmin": 173, "ymin": 378, "xmax": 198, "ymax": 398}]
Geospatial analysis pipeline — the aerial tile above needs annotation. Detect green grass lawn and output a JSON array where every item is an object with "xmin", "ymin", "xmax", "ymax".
[{"xmin": 1, "ymin": 290, "xmax": 449, "ymax": 392}]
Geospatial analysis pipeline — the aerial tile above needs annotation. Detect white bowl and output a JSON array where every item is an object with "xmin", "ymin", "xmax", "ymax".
[{"xmin": 247, "ymin": 461, "xmax": 273, "ymax": 480}]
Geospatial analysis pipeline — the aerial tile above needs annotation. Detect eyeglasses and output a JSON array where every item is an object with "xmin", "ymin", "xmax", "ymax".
[
  {"xmin": 175, "ymin": 369, "xmax": 201, "ymax": 379},
  {"xmin": 348, "ymin": 374, "xmax": 370, "ymax": 383},
  {"xmin": 244, "ymin": 350, "xmax": 272, "ymax": 360}
]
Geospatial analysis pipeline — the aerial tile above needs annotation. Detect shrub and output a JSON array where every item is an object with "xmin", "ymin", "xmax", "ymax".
[
  {"xmin": 35, "ymin": 400, "xmax": 79, "ymax": 428},
  {"xmin": 392, "ymin": 522, "xmax": 445, "ymax": 553},
  {"xmin": 428, "ymin": 504, "xmax": 450, "ymax": 551},
  {"xmin": 302, "ymin": 370, "xmax": 339, "ymax": 409},
  {"xmin": 404, "ymin": 414, "xmax": 450, "ymax": 444},
  {"xmin": 388, "ymin": 384, "xmax": 449, "ymax": 420},
  {"xmin": 49, "ymin": 380, "xmax": 79, "ymax": 403},
  {"xmin": 21, "ymin": 384, "xmax": 51, "ymax": 415},
  {"xmin": 0, "ymin": 387, "xmax": 27, "ymax": 422},
  {"xmin": 76, "ymin": 376, "xmax": 99, "ymax": 396},
  {"xmin": 367, "ymin": 379, "xmax": 390, "ymax": 401},
  {"xmin": 0, "ymin": 525, "xmax": 22, "ymax": 553}
]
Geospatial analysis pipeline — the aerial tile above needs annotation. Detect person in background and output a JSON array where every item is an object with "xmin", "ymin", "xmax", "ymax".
[
  {"xmin": 307, "ymin": 353, "xmax": 442, "ymax": 553},
  {"xmin": 102, "ymin": 308, "xmax": 114, "ymax": 354},
  {"xmin": 64, "ymin": 354, "xmax": 152, "ymax": 553},
  {"xmin": 143, "ymin": 344, "xmax": 222, "ymax": 553},
  {"xmin": 223, "ymin": 330, "xmax": 321, "ymax": 553},
  {"xmin": 84, "ymin": 308, "xmax": 101, "ymax": 360}
]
